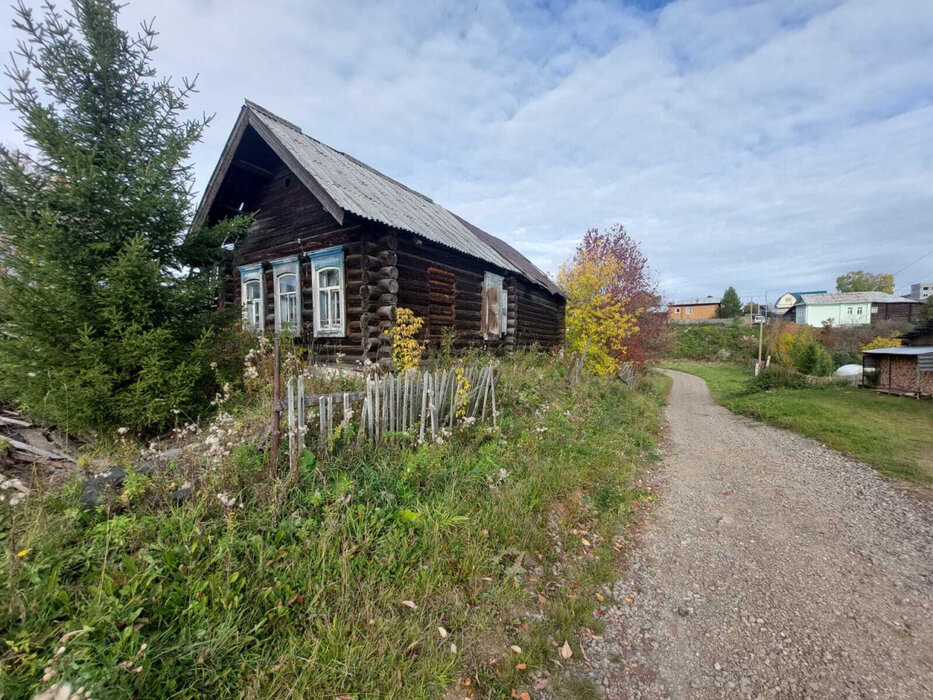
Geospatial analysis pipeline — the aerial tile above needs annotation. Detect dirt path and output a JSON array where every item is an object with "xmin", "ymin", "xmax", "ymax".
[{"xmin": 582, "ymin": 370, "xmax": 933, "ymax": 699}]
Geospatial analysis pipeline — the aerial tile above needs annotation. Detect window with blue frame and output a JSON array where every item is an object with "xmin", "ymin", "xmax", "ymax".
[
  {"xmin": 310, "ymin": 247, "xmax": 345, "ymax": 337},
  {"xmin": 271, "ymin": 256, "xmax": 301, "ymax": 335},
  {"xmin": 237, "ymin": 263, "xmax": 264, "ymax": 333}
]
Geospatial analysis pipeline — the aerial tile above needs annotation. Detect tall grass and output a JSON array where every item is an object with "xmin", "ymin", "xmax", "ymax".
[{"xmin": 1, "ymin": 353, "xmax": 669, "ymax": 698}]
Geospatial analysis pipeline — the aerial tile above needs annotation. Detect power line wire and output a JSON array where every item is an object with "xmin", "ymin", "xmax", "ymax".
[{"xmin": 892, "ymin": 247, "xmax": 933, "ymax": 278}]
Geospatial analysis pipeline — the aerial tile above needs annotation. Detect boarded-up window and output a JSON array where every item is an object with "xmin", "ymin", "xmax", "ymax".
[
  {"xmin": 483, "ymin": 272, "xmax": 507, "ymax": 339},
  {"xmin": 427, "ymin": 267, "xmax": 456, "ymax": 338}
]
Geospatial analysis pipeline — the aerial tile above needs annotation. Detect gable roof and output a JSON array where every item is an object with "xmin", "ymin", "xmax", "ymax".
[
  {"xmin": 669, "ymin": 296, "xmax": 720, "ymax": 307},
  {"xmin": 775, "ymin": 291, "xmax": 827, "ymax": 307},
  {"xmin": 800, "ymin": 292, "xmax": 922, "ymax": 305},
  {"xmin": 193, "ymin": 101, "xmax": 562, "ymax": 297},
  {"xmin": 797, "ymin": 292, "xmax": 922, "ymax": 306}
]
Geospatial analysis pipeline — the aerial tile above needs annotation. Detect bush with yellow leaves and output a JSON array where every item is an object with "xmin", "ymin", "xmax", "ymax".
[{"xmin": 385, "ymin": 308, "xmax": 425, "ymax": 371}]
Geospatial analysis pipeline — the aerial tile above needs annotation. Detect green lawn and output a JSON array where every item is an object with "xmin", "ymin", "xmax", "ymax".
[{"xmin": 661, "ymin": 361, "xmax": 933, "ymax": 485}]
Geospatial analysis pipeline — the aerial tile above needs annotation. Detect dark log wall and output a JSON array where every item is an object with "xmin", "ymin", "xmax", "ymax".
[
  {"xmin": 513, "ymin": 277, "xmax": 566, "ymax": 348},
  {"xmin": 230, "ymin": 163, "xmax": 370, "ymax": 361},
  {"xmin": 871, "ymin": 303, "xmax": 920, "ymax": 323},
  {"xmin": 394, "ymin": 233, "xmax": 564, "ymax": 353},
  {"xmin": 227, "ymin": 165, "xmax": 564, "ymax": 364},
  {"xmin": 395, "ymin": 234, "xmax": 494, "ymax": 351}
]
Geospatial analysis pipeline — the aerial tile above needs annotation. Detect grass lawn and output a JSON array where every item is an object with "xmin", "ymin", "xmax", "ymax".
[
  {"xmin": 1, "ymin": 354, "xmax": 670, "ymax": 699},
  {"xmin": 661, "ymin": 361, "xmax": 933, "ymax": 485}
]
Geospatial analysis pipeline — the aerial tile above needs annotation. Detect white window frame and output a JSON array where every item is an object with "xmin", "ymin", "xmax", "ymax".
[
  {"xmin": 674, "ymin": 307, "xmax": 680, "ymax": 314},
  {"xmin": 482, "ymin": 271, "xmax": 507, "ymax": 339},
  {"xmin": 685, "ymin": 307, "xmax": 693, "ymax": 315},
  {"xmin": 271, "ymin": 256, "xmax": 301, "ymax": 336},
  {"xmin": 237, "ymin": 263, "xmax": 264, "ymax": 334},
  {"xmin": 310, "ymin": 246, "xmax": 346, "ymax": 338}
]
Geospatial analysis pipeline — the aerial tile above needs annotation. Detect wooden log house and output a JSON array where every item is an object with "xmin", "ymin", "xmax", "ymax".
[{"xmin": 191, "ymin": 101, "xmax": 565, "ymax": 366}]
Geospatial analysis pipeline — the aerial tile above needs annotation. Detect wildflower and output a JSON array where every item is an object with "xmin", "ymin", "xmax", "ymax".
[
  {"xmin": 27, "ymin": 372, "xmax": 36, "ymax": 378},
  {"xmin": 117, "ymin": 427, "xmax": 129, "ymax": 435},
  {"xmin": 17, "ymin": 549, "xmax": 29, "ymax": 558},
  {"xmin": 216, "ymin": 493, "xmax": 236, "ymax": 508}
]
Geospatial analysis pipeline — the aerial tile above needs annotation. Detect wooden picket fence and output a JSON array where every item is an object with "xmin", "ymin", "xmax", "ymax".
[{"xmin": 278, "ymin": 363, "xmax": 498, "ymax": 457}]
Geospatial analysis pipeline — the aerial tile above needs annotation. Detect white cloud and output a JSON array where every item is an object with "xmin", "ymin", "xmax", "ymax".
[{"xmin": 0, "ymin": 0, "xmax": 931, "ymax": 301}]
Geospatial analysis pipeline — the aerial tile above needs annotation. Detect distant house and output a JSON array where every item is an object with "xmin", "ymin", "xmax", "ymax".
[
  {"xmin": 191, "ymin": 101, "xmax": 565, "ymax": 365},
  {"xmin": 862, "ymin": 347, "xmax": 933, "ymax": 398},
  {"xmin": 901, "ymin": 319, "xmax": 933, "ymax": 347},
  {"xmin": 909, "ymin": 282, "xmax": 932, "ymax": 301},
  {"xmin": 787, "ymin": 292, "xmax": 923, "ymax": 326},
  {"xmin": 773, "ymin": 290, "xmax": 827, "ymax": 314},
  {"xmin": 667, "ymin": 296, "xmax": 720, "ymax": 321}
]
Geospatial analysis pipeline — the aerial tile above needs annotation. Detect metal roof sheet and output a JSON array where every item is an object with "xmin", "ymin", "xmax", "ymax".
[
  {"xmin": 669, "ymin": 296, "xmax": 720, "ymax": 306},
  {"xmin": 798, "ymin": 292, "xmax": 922, "ymax": 305},
  {"xmin": 246, "ymin": 104, "xmax": 562, "ymax": 296},
  {"xmin": 862, "ymin": 346, "xmax": 933, "ymax": 356}
]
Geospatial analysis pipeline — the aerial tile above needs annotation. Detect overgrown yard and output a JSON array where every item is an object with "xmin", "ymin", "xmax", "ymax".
[
  {"xmin": 663, "ymin": 362, "xmax": 933, "ymax": 484},
  {"xmin": 1, "ymin": 354, "xmax": 669, "ymax": 698}
]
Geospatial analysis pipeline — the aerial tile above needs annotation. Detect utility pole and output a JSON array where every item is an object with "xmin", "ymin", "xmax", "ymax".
[{"xmin": 757, "ymin": 318, "xmax": 764, "ymax": 376}]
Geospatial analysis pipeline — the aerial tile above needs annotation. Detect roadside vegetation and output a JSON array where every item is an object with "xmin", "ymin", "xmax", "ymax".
[
  {"xmin": 663, "ymin": 361, "xmax": 933, "ymax": 484},
  {"xmin": 2, "ymin": 352, "xmax": 669, "ymax": 697}
]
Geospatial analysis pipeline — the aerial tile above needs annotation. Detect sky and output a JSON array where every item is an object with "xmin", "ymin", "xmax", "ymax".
[{"xmin": 1, "ymin": 0, "xmax": 932, "ymax": 304}]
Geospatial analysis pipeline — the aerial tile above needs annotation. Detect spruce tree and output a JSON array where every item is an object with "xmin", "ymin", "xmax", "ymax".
[
  {"xmin": 0, "ymin": 0, "xmax": 242, "ymax": 434},
  {"xmin": 719, "ymin": 286, "xmax": 742, "ymax": 318}
]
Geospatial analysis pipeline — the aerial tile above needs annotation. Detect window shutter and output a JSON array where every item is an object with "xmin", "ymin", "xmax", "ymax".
[{"xmin": 483, "ymin": 272, "xmax": 505, "ymax": 340}]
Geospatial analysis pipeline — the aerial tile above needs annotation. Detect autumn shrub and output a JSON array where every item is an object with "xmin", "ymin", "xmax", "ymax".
[
  {"xmin": 385, "ymin": 307, "xmax": 426, "ymax": 371},
  {"xmin": 559, "ymin": 225, "xmax": 666, "ymax": 373},
  {"xmin": 861, "ymin": 335, "xmax": 903, "ymax": 351}
]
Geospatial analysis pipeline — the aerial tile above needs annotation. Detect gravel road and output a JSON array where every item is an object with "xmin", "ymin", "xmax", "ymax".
[{"xmin": 582, "ymin": 370, "xmax": 933, "ymax": 699}]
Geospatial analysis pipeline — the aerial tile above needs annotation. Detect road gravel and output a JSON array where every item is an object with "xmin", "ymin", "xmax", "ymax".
[{"xmin": 583, "ymin": 370, "xmax": 933, "ymax": 698}]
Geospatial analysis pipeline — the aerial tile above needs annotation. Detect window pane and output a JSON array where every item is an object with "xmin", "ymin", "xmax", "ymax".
[
  {"xmin": 246, "ymin": 280, "xmax": 261, "ymax": 301},
  {"xmin": 279, "ymin": 273, "xmax": 297, "ymax": 294},
  {"xmin": 319, "ymin": 290, "xmax": 328, "ymax": 325},
  {"xmin": 320, "ymin": 268, "xmax": 339, "ymax": 288},
  {"xmin": 330, "ymin": 289, "xmax": 341, "ymax": 323}
]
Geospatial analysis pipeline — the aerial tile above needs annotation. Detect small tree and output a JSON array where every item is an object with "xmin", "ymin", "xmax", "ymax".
[
  {"xmin": 0, "ymin": 0, "xmax": 243, "ymax": 434},
  {"xmin": 719, "ymin": 287, "xmax": 742, "ymax": 318},
  {"xmin": 921, "ymin": 296, "xmax": 933, "ymax": 322},
  {"xmin": 836, "ymin": 270, "xmax": 894, "ymax": 293},
  {"xmin": 559, "ymin": 226, "xmax": 653, "ymax": 376}
]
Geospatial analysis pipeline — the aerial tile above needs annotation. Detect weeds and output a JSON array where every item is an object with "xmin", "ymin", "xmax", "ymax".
[{"xmin": 1, "ymin": 352, "xmax": 668, "ymax": 698}]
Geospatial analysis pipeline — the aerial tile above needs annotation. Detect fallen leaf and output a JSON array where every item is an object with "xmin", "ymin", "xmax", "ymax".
[
  {"xmin": 438, "ymin": 627, "xmax": 448, "ymax": 638},
  {"xmin": 560, "ymin": 641, "xmax": 573, "ymax": 660},
  {"xmin": 566, "ymin": 593, "xmax": 577, "ymax": 600},
  {"xmin": 520, "ymin": 693, "xmax": 531, "ymax": 700},
  {"xmin": 461, "ymin": 677, "xmax": 471, "ymax": 687},
  {"xmin": 595, "ymin": 593, "xmax": 605, "ymax": 602},
  {"xmin": 581, "ymin": 538, "xmax": 591, "ymax": 547},
  {"xmin": 516, "ymin": 663, "xmax": 527, "ymax": 670},
  {"xmin": 510, "ymin": 645, "xmax": 523, "ymax": 654},
  {"xmin": 537, "ymin": 594, "xmax": 547, "ymax": 604},
  {"xmin": 450, "ymin": 643, "xmax": 458, "ymax": 654},
  {"xmin": 400, "ymin": 600, "xmax": 418, "ymax": 609},
  {"xmin": 722, "ymin": 491, "xmax": 731, "ymax": 496},
  {"xmin": 624, "ymin": 597, "xmax": 633, "ymax": 603}
]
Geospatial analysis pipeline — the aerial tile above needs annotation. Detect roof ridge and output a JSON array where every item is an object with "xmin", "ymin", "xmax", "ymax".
[{"xmin": 244, "ymin": 99, "xmax": 304, "ymax": 133}]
